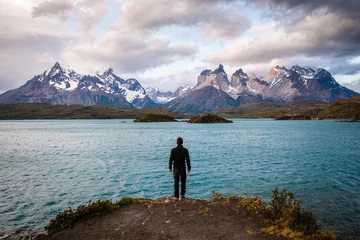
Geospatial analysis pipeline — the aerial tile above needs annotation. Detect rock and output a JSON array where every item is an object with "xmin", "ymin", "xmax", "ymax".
[{"xmin": 188, "ymin": 114, "xmax": 232, "ymax": 123}]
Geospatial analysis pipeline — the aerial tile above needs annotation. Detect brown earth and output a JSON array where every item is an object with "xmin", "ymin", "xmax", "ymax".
[{"xmin": 36, "ymin": 197, "xmax": 283, "ymax": 240}]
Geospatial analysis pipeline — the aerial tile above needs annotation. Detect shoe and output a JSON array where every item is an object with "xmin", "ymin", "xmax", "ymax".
[
  {"xmin": 180, "ymin": 195, "xmax": 185, "ymax": 200},
  {"xmin": 171, "ymin": 195, "xmax": 179, "ymax": 201}
]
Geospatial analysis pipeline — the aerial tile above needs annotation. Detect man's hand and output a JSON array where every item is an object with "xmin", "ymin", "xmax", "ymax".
[{"xmin": 169, "ymin": 169, "xmax": 172, "ymax": 172}]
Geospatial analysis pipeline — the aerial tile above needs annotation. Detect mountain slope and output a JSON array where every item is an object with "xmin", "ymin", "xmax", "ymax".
[
  {"xmin": 263, "ymin": 65, "xmax": 359, "ymax": 102},
  {"xmin": 166, "ymin": 86, "xmax": 237, "ymax": 114}
]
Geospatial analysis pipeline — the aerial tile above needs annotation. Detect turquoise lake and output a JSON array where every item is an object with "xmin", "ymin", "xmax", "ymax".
[{"xmin": 0, "ymin": 119, "xmax": 359, "ymax": 238}]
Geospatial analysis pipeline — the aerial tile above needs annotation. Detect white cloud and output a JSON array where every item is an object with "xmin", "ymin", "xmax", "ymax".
[
  {"xmin": 0, "ymin": 0, "xmax": 75, "ymax": 93},
  {"xmin": 62, "ymin": 0, "xmax": 251, "ymax": 74}
]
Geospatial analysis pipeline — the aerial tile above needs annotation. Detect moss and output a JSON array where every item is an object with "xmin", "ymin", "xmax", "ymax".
[
  {"xmin": 188, "ymin": 114, "xmax": 232, "ymax": 123},
  {"xmin": 133, "ymin": 113, "xmax": 177, "ymax": 122}
]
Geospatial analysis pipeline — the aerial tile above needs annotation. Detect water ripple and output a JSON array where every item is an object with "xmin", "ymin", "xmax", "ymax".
[{"xmin": 0, "ymin": 119, "xmax": 359, "ymax": 238}]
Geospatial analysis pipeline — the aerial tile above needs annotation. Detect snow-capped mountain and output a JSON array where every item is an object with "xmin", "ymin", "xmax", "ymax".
[
  {"xmin": 263, "ymin": 65, "xmax": 358, "ymax": 102},
  {"xmin": 1, "ymin": 62, "xmax": 358, "ymax": 114},
  {"xmin": 146, "ymin": 85, "xmax": 192, "ymax": 104},
  {"xmin": 0, "ymin": 62, "xmax": 156, "ymax": 108},
  {"xmin": 166, "ymin": 64, "xmax": 359, "ymax": 113}
]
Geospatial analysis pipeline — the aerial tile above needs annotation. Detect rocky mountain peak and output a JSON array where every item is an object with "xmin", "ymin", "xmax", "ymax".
[
  {"xmin": 53, "ymin": 62, "xmax": 61, "ymax": 68},
  {"xmin": 196, "ymin": 64, "xmax": 229, "ymax": 91},
  {"xmin": 233, "ymin": 68, "xmax": 248, "ymax": 78},
  {"xmin": 200, "ymin": 69, "xmax": 212, "ymax": 76},
  {"xmin": 212, "ymin": 64, "xmax": 226, "ymax": 74}
]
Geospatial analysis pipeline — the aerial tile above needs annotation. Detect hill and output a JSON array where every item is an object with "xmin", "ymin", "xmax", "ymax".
[
  {"xmin": 0, "ymin": 103, "xmax": 186, "ymax": 120},
  {"xmin": 188, "ymin": 114, "xmax": 233, "ymax": 123},
  {"xmin": 216, "ymin": 99, "xmax": 328, "ymax": 118}
]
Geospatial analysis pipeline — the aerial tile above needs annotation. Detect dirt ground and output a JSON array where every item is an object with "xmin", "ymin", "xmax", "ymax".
[{"xmin": 36, "ymin": 197, "xmax": 283, "ymax": 240}]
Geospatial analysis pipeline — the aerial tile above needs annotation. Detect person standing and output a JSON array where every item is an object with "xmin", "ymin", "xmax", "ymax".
[{"xmin": 169, "ymin": 137, "xmax": 191, "ymax": 200}]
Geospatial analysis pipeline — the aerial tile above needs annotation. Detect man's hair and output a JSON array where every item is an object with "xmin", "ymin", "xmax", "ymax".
[{"xmin": 177, "ymin": 137, "xmax": 183, "ymax": 145}]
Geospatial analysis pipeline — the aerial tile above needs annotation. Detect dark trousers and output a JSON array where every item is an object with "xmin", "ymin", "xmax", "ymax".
[{"xmin": 173, "ymin": 168, "xmax": 186, "ymax": 197}]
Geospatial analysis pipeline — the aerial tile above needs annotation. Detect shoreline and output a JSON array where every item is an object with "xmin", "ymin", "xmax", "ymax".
[{"xmin": 1, "ymin": 191, "xmax": 339, "ymax": 240}]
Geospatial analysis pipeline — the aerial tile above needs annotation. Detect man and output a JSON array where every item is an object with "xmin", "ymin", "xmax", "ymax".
[{"xmin": 169, "ymin": 137, "xmax": 191, "ymax": 200}]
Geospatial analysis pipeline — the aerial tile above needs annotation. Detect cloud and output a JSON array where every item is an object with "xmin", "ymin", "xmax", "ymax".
[
  {"xmin": 32, "ymin": 0, "xmax": 73, "ymax": 21},
  {"xmin": 32, "ymin": 0, "xmax": 107, "ymax": 42},
  {"xmin": 63, "ymin": 0, "xmax": 251, "ymax": 74},
  {"xmin": 206, "ymin": 1, "xmax": 360, "ymax": 76},
  {"xmin": 0, "ymin": 1, "xmax": 75, "ymax": 93},
  {"xmin": 343, "ymin": 80, "xmax": 360, "ymax": 93},
  {"xmin": 115, "ymin": 0, "xmax": 251, "ymax": 39},
  {"xmin": 62, "ymin": 32, "xmax": 198, "ymax": 73}
]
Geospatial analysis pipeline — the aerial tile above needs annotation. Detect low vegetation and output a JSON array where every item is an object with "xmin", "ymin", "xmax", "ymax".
[
  {"xmin": 45, "ymin": 198, "xmax": 146, "ymax": 235},
  {"xmin": 217, "ymin": 99, "xmax": 327, "ymax": 118},
  {"xmin": 0, "ymin": 103, "xmax": 186, "ymax": 120},
  {"xmin": 188, "ymin": 113, "xmax": 232, "ymax": 123},
  {"xmin": 212, "ymin": 187, "xmax": 337, "ymax": 240},
  {"xmin": 1, "ymin": 97, "xmax": 358, "ymax": 121},
  {"xmin": 217, "ymin": 97, "xmax": 360, "ymax": 121},
  {"xmin": 133, "ymin": 113, "xmax": 177, "ymax": 122},
  {"xmin": 44, "ymin": 188, "xmax": 337, "ymax": 239}
]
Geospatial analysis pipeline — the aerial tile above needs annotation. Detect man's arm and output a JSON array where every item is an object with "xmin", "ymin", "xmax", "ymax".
[
  {"xmin": 169, "ymin": 149, "xmax": 174, "ymax": 172},
  {"xmin": 186, "ymin": 149, "xmax": 191, "ymax": 173}
]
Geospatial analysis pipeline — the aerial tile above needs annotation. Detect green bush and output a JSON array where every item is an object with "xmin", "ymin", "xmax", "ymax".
[{"xmin": 265, "ymin": 187, "xmax": 319, "ymax": 236}]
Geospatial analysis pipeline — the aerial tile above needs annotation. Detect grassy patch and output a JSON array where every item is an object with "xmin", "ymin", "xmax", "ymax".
[
  {"xmin": 45, "ymin": 198, "xmax": 145, "ymax": 235},
  {"xmin": 237, "ymin": 196, "xmax": 267, "ymax": 212}
]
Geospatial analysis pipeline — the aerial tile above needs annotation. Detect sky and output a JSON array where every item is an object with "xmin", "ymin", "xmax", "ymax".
[{"xmin": 1, "ymin": 0, "xmax": 360, "ymax": 93}]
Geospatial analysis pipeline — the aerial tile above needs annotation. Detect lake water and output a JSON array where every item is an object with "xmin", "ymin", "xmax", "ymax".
[{"xmin": 0, "ymin": 119, "xmax": 359, "ymax": 238}]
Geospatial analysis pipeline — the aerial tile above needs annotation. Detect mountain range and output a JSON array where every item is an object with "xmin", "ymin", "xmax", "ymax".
[
  {"xmin": 166, "ymin": 64, "xmax": 359, "ymax": 113},
  {"xmin": 0, "ymin": 62, "xmax": 358, "ymax": 113}
]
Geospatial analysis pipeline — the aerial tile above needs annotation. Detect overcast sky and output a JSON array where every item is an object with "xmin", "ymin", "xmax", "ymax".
[{"xmin": 1, "ymin": 0, "xmax": 360, "ymax": 93}]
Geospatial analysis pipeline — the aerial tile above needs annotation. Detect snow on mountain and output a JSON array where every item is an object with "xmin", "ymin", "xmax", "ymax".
[
  {"xmin": 166, "ymin": 64, "xmax": 360, "ymax": 113},
  {"xmin": 94, "ymin": 68, "xmax": 147, "ymax": 104},
  {"xmin": 146, "ymin": 85, "xmax": 192, "ymax": 104},
  {"xmin": 0, "ymin": 62, "xmax": 155, "ymax": 108}
]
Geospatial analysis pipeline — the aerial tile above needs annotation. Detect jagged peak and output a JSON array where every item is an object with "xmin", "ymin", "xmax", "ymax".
[
  {"xmin": 290, "ymin": 65, "xmax": 317, "ymax": 73},
  {"xmin": 96, "ymin": 67, "xmax": 114, "ymax": 76},
  {"xmin": 53, "ymin": 61, "xmax": 61, "ymax": 68},
  {"xmin": 233, "ymin": 68, "xmax": 248, "ymax": 78},
  {"xmin": 212, "ymin": 64, "xmax": 226, "ymax": 74},
  {"xmin": 200, "ymin": 69, "xmax": 212, "ymax": 76},
  {"xmin": 273, "ymin": 65, "xmax": 288, "ymax": 71}
]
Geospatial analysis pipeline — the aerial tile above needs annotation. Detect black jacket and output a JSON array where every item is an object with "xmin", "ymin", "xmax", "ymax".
[{"xmin": 169, "ymin": 145, "xmax": 191, "ymax": 171}]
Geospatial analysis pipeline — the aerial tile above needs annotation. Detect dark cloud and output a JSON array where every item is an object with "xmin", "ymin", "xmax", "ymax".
[
  {"xmin": 207, "ymin": 0, "xmax": 360, "ymax": 76},
  {"xmin": 117, "ymin": 0, "xmax": 251, "ymax": 39},
  {"xmin": 255, "ymin": 0, "xmax": 360, "ymax": 14}
]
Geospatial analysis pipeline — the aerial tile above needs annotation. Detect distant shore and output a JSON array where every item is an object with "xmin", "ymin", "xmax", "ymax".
[{"xmin": 0, "ymin": 97, "xmax": 359, "ymax": 120}]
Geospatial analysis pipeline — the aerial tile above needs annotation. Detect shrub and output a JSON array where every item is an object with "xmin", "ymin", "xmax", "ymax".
[
  {"xmin": 237, "ymin": 196, "xmax": 266, "ymax": 212},
  {"xmin": 264, "ymin": 187, "xmax": 320, "ymax": 237},
  {"xmin": 45, "ymin": 198, "xmax": 143, "ymax": 235}
]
